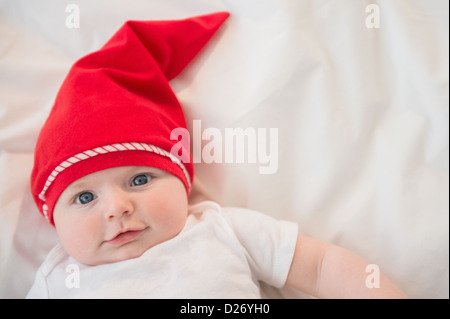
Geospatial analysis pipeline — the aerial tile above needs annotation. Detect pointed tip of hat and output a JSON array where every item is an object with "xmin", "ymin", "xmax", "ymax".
[
  {"xmin": 155, "ymin": 11, "xmax": 231, "ymax": 80},
  {"xmin": 105, "ymin": 11, "xmax": 231, "ymax": 81},
  {"xmin": 196, "ymin": 11, "xmax": 231, "ymax": 27},
  {"xmin": 74, "ymin": 12, "xmax": 231, "ymax": 81}
]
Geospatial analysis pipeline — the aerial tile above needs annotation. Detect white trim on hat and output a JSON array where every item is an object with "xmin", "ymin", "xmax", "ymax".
[{"xmin": 39, "ymin": 142, "xmax": 191, "ymax": 222}]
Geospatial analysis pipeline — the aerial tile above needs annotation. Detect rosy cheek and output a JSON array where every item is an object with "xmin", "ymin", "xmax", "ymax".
[
  {"xmin": 149, "ymin": 184, "xmax": 187, "ymax": 231},
  {"xmin": 56, "ymin": 211, "xmax": 103, "ymax": 262}
]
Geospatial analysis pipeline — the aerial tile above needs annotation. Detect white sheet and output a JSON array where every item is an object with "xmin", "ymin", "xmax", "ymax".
[{"xmin": 0, "ymin": 0, "xmax": 448, "ymax": 298}]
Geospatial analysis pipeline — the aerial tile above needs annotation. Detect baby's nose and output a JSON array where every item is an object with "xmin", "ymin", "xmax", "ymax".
[{"xmin": 104, "ymin": 191, "xmax": 134, "ymax": 221}]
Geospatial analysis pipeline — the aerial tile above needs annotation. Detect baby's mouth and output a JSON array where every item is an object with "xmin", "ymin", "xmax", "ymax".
[{"xmin": 105, "ymin": 228, "xmax": 148, "ymax": 246}]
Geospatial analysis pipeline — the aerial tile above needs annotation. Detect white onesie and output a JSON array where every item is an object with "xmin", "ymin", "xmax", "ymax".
[{"xmin": 26, "ymin": 201, "xmax": 298, "ymax": 298}]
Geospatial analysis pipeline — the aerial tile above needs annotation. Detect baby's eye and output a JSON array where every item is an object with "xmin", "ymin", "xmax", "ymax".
[
  {"xmin": 131, "ymin": 174, "xmax": 151, "ymax": 187},
  {"xmin": 76, "ymin": 192, "xmax": 96, "ymax": 205}
]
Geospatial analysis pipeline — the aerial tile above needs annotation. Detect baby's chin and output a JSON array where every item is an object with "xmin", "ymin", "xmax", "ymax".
[
  {"xmin": 67, "ymin": 225, "xmax": 186, "ymax": 266},
  {"xmin": 71, "ymin": 238, "xmax": 155, "ymax": 266},
  {"xmin": 77, "ymin": 249, "xmax": 146, "ymax": 266}
]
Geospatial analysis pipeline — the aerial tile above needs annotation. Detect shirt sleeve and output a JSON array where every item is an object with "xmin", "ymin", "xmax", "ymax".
[{"xmin": 221, "ymin": 206, "xmax": 298, "ymax": 288}]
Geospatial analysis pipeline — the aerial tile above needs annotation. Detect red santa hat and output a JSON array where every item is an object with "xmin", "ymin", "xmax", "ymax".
[{"xmin": 30, "ymin": 12, "xmax": 230, "ymax": 226}]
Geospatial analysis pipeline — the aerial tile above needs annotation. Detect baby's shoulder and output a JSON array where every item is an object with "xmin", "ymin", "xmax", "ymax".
[
  {"xmin": 188, "ymin": 201, "xmax": 262, "ymax": 225},
  {"xmin": 188, "ymin": 200, "xmax": 291, "ymax": 234},
  {"xmin": 37, "ymin": 243, "xmax": 72, "ymax": 276},
  {"xmin": 188, "ymin": 200, "xmax": 264, "ymax": 217}
]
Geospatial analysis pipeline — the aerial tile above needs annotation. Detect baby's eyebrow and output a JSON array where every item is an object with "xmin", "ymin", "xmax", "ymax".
[{"xmin": 67, "ymin": 180, "xmax": 94, "ymax": 192}]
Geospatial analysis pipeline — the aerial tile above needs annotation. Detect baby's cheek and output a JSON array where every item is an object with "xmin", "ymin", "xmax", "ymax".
[
  {"xmin": 56, "ymin": 213, "xmax": 103, "ymax": 264},
  {"xmin": 154, "ymin": 187, "xmax": 188, "ymax": 232}
]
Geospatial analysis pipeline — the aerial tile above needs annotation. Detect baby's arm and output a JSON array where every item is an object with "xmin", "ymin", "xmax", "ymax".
[{"xmin": 286, "ymin": 235, "xmax": 407, "ymax": 298}]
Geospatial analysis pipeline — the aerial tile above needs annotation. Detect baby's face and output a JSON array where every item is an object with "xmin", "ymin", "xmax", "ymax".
[{"xmin": 53, "ymin": 166, "xmax": 188, "ymax": 265}]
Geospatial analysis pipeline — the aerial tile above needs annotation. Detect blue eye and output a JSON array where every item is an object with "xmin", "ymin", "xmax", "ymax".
[
  {"xmin": 131, "ymin": 174, "xmax": 151, "ymax": 186},
  {"xmin": 76, "ymin": 192, "xmax": 95, "ymax": 205}
]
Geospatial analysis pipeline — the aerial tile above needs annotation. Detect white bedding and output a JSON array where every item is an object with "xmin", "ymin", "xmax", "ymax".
[{"xmin": 0, "ymin": 0, "xmax": 448, "ymax": 299}]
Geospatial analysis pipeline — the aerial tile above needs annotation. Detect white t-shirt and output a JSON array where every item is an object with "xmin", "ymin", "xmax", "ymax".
[{"xmin": 26, "ymin": 201, "xmax": 298, "ymax": 298}]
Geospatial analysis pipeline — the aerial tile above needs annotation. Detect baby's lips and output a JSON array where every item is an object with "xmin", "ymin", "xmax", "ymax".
[{"xmin": 105, "ymin": 227, "xmax": 148, "ymax": 245}]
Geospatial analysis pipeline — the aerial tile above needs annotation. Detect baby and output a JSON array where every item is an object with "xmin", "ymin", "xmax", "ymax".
[{"xmin": 26, "ymin": 12, "xmax": 406, "ymax": 299}]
